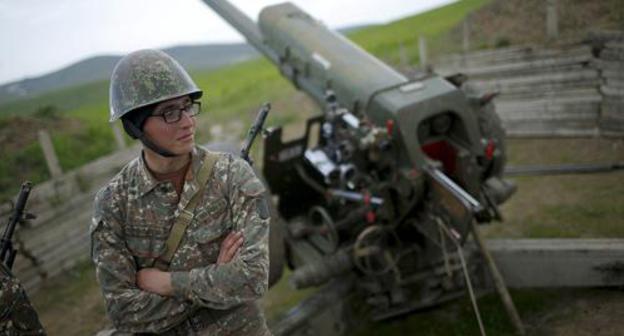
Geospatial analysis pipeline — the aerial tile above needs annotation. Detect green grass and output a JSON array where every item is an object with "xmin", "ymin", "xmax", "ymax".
[
  {"xmin": 30, "ymin": 261, "xmax": 109, "ymax": 336},
  {"xmin": 483, "ymin": 138, "xmax": 624, "ymax": 239},
  {"xmin": 350, "ymin": 0, "xmax": 490, "ymax": 63},
  {"xmin": 0, "ymin": 143, "xmax": 49, "ymax": 202},
  {"xmin": 0, "ymin": 80, "xmax": 109, "ymax": 119},
  {"xmin": 53, "ymin": 104, "xmax": 119, "ymax": 171},
  {"xmin": 261, "ymin": 270, "xmax": 317, "ymax": 322}
]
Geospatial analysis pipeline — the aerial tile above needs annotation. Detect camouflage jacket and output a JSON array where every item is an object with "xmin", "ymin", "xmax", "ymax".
[
  {"xmin": 0, "ymin": 263, "xmax": 46, "ymax": 335},
  {"xmin": 91, "ymin": 146, "xmax": 271, "ymax": 335}
]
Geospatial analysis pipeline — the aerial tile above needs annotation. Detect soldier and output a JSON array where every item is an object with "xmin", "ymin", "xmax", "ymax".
[
  {"xmin": 91, "ymin": 49, "xmax": 272, "ymax": 335},
  {"xmin": 0, "ymin": 262, "xmax": 46, "ymax": 335}
]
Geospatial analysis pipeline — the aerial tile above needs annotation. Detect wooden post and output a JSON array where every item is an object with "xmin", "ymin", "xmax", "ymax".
[
  {"xmin": 38, "ymin": 129, "xmax": 63, "ymax": 178},
  {"xmin": 112, "ymin": 123, "xmax": 126, "ymax": 150},
  {"xmin": 419, "ymin": 35, "xmax": 428, "ymax": 67},
  {"xmin": 546, "ymin": 0, "xmax": 558, "ymax": 40},
  {"xmin": 399, "ymin": 43, "xmax": 409, "ymax": 67},
  {"xmin": 472, "ymin": 223, "xmax": 526, "ymax": 335},
  {"xmin": 463, "ymin": 19, "xmax": 470, "ymax": 52}
]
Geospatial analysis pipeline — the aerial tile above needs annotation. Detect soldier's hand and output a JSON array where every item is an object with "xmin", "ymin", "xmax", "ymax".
[
  {"xmin": 136, "ymin": 268, "xmax": 173, "ymax": 296},
  {"xmin": 217, "ymin": 230, "xmax": 244, "ymax": 265}
]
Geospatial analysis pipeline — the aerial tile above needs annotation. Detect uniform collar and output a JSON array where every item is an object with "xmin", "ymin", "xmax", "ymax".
[{"xmin": 136, "ymin": 146, "xmax": 204, "ymax": 198}]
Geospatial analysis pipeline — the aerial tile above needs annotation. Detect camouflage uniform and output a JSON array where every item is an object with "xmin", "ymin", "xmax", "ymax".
[
  {"xmin": 0, "ymin": 263, "xmax": 46, "ymax": 335},
  {"xmin": 91, "ymin": 145, "xmax": 271, "ymax": 335}
]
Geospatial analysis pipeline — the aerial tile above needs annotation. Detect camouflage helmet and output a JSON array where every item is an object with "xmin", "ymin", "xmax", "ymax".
[{"xmin": 109, "ymin": 49, "xmax": 202, "ymax": 122}]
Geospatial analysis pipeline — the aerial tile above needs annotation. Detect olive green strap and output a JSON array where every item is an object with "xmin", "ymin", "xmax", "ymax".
[{"xmin": 153, "ymin": 152, "xmax": 219, "ymax": 270}]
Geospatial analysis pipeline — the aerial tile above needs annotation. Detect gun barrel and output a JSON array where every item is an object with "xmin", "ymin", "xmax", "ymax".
[
  {"xmin": 202, "ymin": 0, "xmax": 407, "ymax": 116},
  {"xmin": 2, "ymin": 182, "xmax": 32, "ymax": 242},
  {"xmin": 1, "ymin": 181, "xmax": 32, "ymax": 267},
  {"xmin": 424, "ymin": 166, "xmax": 483, "ymax": 213},
  {"xmin": 241, "ymin": 103, "xmax": 271, "ymax": 164},
  {"xmin": 252, "ymin": 103, "xmax": 270, "ymax": 131},
  {"xmin": 201, "ymin": 0, "xmax": 280, "ymax": 65}
]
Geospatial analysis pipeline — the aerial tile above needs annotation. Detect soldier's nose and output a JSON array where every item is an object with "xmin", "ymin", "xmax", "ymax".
[{"xmin": 178, "ymin": 111, "xmax": 194, "ymax": 127}]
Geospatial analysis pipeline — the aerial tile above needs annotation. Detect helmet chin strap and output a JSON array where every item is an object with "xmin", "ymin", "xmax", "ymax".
[{"xmin": 124, "ymin": 120, "xmax": 177, "ymax": 158}]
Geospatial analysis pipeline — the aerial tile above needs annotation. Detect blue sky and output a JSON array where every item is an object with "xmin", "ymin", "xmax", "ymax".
[{"xmin": 0, "ymin": 0, "xmax": 454, "ymax": 85}]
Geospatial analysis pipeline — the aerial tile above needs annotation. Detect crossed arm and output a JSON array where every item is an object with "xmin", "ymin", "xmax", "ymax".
[{"xmin": 136, "ymin": 231, "xmax": 244, "ymax": 296}]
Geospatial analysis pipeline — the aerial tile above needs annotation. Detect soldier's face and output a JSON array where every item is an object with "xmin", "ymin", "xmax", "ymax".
[{"xmin": 143, "ymin": 95, "xmax": 196, "ymax": 155}]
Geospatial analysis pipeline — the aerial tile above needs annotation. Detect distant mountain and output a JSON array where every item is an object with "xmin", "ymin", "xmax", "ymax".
[
  {"xmin": 0, "ymin": 43, "xmax": 258, "ymax": 105},
  {"xmin": 0, "ymin": 22, "xmax": 379, "ymax": 106}
]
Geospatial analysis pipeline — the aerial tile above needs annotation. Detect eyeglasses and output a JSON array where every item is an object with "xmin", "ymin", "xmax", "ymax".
[{"xmin": 151, "ymin": 101, "xmax": 201, "ymax": 124}]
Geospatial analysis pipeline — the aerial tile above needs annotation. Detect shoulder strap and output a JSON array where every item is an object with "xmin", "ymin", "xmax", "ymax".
[{"xmin": 153, "ymin": 151, "xmax": 220, "ymax": 270}]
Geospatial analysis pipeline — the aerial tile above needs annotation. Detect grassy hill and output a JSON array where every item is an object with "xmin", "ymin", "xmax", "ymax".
[
  {"xmin": 0, "ymin": 43, "xmax": 258, "ymax": 105},
  {"xmin": 0, "ymin": 0, "xmax": 492, "ymax": 200}
]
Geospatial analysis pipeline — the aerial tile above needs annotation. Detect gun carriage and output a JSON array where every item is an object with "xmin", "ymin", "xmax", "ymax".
[
  {"xmin": 203, "ymin": 0, "xmax": 516, "ymax": 326},
  {"xmin": 203, "ymin": 1, "xmax": 624, "ymax": 335}
]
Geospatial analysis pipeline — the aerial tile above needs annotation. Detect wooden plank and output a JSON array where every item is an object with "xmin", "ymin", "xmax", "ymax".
[
  {"xmin": 602, "ymin": 85, "xmax": 624, "ymax": 97},
  {"xmin": 436, "ymin": 45, "xmax": 591, "ymax": 68},
  {"xmin": 498, "ymin": 110, "xmax": 599, "ymax": 122},
  {"xmin": 22, "ymin": 244, "xmax": 90, "ymax": 293},
  {"xmin": 605, "ymin": 79, "xmax": 624, "ymax": 89},
  {"xmin": 600, "ymin": 104, "xmax": 624, "ymax": 120},
  {"xmin": 487, "ymin": 239, "xmax": 624, "ymax": 288},
  {"xmin": 471, "ymin": 76, "xmax": 600, "ymax": 96},
  {"xmin": 599, "ymin": 120, "xmax": 624, "ymax": 132},
  {"xmin": 472, "ymin": 81, "xmax": 600, "ymax": 99},
  {"xmin": 606, "ymin": 42, "xmax": 624, "ymax": 50},
  {"xmin": 496, "ymin": 98, "xmax": 600, "ymax": 118},
  {"xmin": 600, "ymin": 130, "xmax": 624, "ymax": 137},
  {"xmin": 495, "ymin": 93, "xmax": 602, "ymax": 109},
  {"xmin": 593, "ymin": 58, "xmax": 624, "ymax": 71},
  {"xmin": 14, "ymin": 227, "xmax": 89, "ymax": 277},
  {"xmin": 506, "ymin": 127, "xmax": 600, "ymax": 137},
  {"xmin": 472, "ymin": 68, "xmax": 598, "ymax": 87},
  {"xmin": 602, "ymin": 70, "xmax": 624, "ymax": 80},
  {"xmin": 602, "ymin": 100, "xmax": 624, "ymax": 111},
  {"xmin": 503, "ymin": 119, "xmax": 598, "ymax": 134},
  {"xmin": 463, "ymin": 54, "xmax": 593, "ymax": 78},
  {"xmin": 16, "ymin": 233, "xmax": 90, "ymax": 290},
  {"xmin": 604, "ymin": 95, "xmax": 624, "ymax": 105},
  {"xmin": 21, "ymin": 216, "xmax": 89, "ymax": 260},
  {"xmin": 437, "ymin": 62, "xmax": 589, "ymax": 79},
  {"xmin": 436, "ymin": 46, "xmax": 531, "ymax": 65},
  {"xmin": 602, "ymin": 83, "xmax": 624, "ymax": 93},
  {"xmin": 495, "ymin": 88, "xmax": 601, "ymax": 102},
  {"xmin": 13, "ymin": 205, "xmax": 90, "ymax": 261},
  {"xmin": 38, "ymin": 129, "xmax": 63, "ymax": 178},
  {"xmin": 16, "ymin": 206, "xmax": 91, "ymax": 265},
  {"xmin": 601, "ymin": 49, "xmax": 624, "ymax": 61}
]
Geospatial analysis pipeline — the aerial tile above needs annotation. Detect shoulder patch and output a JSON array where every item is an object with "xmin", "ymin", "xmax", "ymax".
[{"xmin": 231, "ymin": 157, "xmax": 266, "ymax": 197}]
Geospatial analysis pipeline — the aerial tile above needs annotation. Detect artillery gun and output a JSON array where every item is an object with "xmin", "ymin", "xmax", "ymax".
[{"xmin": 202, "ymin": 1, "xmax": 624, "ymax": 335}]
